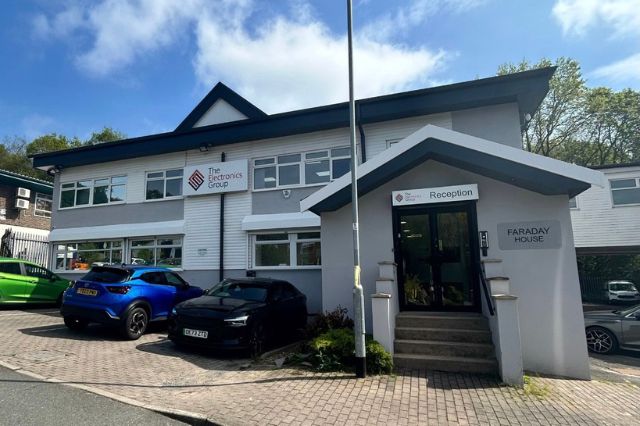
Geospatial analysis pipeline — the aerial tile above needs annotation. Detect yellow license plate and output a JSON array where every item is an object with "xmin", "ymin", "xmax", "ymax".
[{"xmin": 76, "ymin": 288, "xmax": 98, "ymax": 296}]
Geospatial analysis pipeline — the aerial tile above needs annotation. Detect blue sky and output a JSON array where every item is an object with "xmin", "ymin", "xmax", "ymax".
[{"xmin": 1, "ymin": 0, "xmax": 638, "ymax": 142}]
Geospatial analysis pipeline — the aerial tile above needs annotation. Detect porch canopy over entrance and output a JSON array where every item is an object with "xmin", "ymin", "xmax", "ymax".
[{"xmin": 301, "ymin": 125, "xmax": 605, "ymax": 214}]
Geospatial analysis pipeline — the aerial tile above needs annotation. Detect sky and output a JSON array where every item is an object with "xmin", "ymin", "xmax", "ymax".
[{"xmin": 1, "ymin": 0, "xmax": 639, "ymax": 142}]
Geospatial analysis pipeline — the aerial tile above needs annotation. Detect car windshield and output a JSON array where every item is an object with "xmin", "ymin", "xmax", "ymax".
[
  {"xmin": 82, "ymin": 267, "xmax": 130, "ymax": 284},
  {"xmin": 206, "ymin": 281, "xmax": 268, "ymax": 302},
  {"xmin": 609, "ymin": 282, "xmax": 637, "ymax": 291}
]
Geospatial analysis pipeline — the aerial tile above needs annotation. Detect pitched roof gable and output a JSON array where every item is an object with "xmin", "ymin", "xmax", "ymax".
[{"xmin": 175, "ymin": 82, "xmax": 267, "ymax": 131}]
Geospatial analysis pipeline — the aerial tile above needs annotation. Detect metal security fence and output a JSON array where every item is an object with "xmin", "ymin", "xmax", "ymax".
[
  {"xmin": 0, "ymin": 229, "xmax": 49, "ymax": 267},
  {"xmin": 579, "ymin": 274, "xmax": 637, "ymax": 303}
]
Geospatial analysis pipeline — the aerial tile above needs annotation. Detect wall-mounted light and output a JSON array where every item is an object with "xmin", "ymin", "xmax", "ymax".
[{"xmin": 199, "ymin": 144, "xmax": 209, "ymax": 153}]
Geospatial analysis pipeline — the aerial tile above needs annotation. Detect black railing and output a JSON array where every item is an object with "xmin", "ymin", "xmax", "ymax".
[
  {"xmin": 0, "ymin": 229, "xmax": 49, "ymax": 267},
  {"xmin": 479, "ymin": 265, "xmax": 495, "ymax": 316}
]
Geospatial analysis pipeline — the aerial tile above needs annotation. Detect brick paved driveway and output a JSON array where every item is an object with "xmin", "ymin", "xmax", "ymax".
[{"xmin": 0, "ymin": 308, "xmax": 638, "ymax": 425}]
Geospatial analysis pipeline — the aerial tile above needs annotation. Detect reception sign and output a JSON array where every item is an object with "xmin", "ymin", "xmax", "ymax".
[
  {"xmin": 392, "ymin": 184, "xmax": 478, "ymax": 206},
  {"xmin": 183, "ymin": 160, "xmax": 248, "ymax": 196}
]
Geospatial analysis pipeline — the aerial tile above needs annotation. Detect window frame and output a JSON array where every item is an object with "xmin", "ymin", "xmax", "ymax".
[
  {"xmin": 252, "ymin": 146, "xmax": 351, "ymax": 191},
  {"xmin": 144, "ymin": 168, "xmax": 184, "ymax": 201},
  {"xmin": 34, "ymin": 192, "xmax": 53, "ymax": 217},
  {"xmin": 250, "ymin": 230, "xmax": 321, "ymax": 270},
  {"xmin": 53, "ymin": 240, "xmax": 124, "ymax": 272},
  {"xmin": 569, "ymin": 196, "xmax": 578, "ymax": 210},
  {"xmin": 610, "ymin": 177, "xmax": 640, "ymax": 207},
  {"xmin": 129, "ymin": 236, "xmax": 183, "ymax": 268},
  {"xmin": 59, "ymin": 175, "xmax": 127, "ymax": 210}
]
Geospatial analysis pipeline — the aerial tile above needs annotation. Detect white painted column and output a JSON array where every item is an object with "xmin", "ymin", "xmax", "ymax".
[
  {"xmin": 371, "ymin": 293, "xmax": 393, "ymax": 354},
  {"xmin": 490, "ymin": 280, "xmax": 524, "ymax": 386}
]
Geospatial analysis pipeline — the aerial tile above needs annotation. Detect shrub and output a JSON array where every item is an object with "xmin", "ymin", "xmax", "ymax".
[
  {"xmin": 306, "ymin": 306, "xmax": 354, "ymax": 338},
  {"xmin": 308, "ymin": 328, "xmax": 393, "ymax": 374}
]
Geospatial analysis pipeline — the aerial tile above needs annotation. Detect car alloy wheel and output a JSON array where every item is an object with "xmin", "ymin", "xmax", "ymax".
[
  {"xmin": 248, "ymin": 324, "xmax": 266, "ymax": 358},
  {"xmin": 122, "ymin": 307, "xmax": 148, "ymax": 340},
  {"xmin": 586, "ymin": 327, "xmax": 616, "ymax": 354}
]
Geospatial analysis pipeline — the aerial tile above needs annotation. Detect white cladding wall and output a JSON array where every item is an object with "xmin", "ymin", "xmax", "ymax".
[
  {"xmin": 320, "ymin": 160, "xmax": 590, "ymax": 379},
  {"xmin": 364, "ymin": 112, "xmax": 452, "ymax": 159},
  {"xmin": 194, "ymin": 99, "xmax": 248, "ymax": 127},
  {"xmin": 571, "ymin": 166, "xmax": 640, "ymax": 248}
]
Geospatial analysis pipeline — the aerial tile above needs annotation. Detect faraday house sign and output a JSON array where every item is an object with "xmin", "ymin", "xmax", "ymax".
[
  {"xmin": 497, "ymin": 220, "xmax": 562, "ymax": 250},
  {"xmin": 183, "ymin": 159, "xmax": 248, "ymax": 196},
  {"xmin": 392, "ymin": 184, "xmax": 479, "ymax": 206}
]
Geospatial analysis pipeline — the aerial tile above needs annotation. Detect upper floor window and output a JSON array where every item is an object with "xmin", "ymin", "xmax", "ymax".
[
  {"xmin": 253, "ymin": 147, "xmax": 351, "ymax": 190},
  {"xmin": 569, "ymin": 197, "xmax": 578, "ymax": 209},
  {"xmin": 146, "ymin": 169, "xmax": 184, "ymax": 200},
  {"xmin": 34, "ymin": 193, "xmax": 53, "ymax": 217},
  {"xmin": 610, "ymin": 178, "xmax": 640, "ymax": 206},
  {"xmin": 60, "ymin": 176, "xmax": 127, "ymax": 209}
]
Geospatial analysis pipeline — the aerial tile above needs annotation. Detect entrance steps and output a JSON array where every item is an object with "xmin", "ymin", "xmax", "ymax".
[{"xmin": 393, "ymin": 312, "xmax": 498, "ymax": 375}]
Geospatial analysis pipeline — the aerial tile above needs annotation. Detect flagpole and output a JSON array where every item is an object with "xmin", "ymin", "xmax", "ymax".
[{"xmin": 347, "ymin": 0, "xmax": 366, "ymax": 379}]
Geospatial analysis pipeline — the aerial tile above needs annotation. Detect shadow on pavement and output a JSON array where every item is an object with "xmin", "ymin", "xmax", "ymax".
[
  {"xmin": 395, "ymin": 367, "xmax": 504, "ymax": 390},
  {"xmin": 19, "ymin": 321, "xmax": 167, "ymax": 342},
  {"xmin": 0, "ymin": 305, "xmax": 61, "ymax": 317}
]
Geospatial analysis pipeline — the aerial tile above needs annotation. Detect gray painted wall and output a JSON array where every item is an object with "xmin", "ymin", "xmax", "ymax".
[
  {"xmin": 451, "ymin": 103, "xmax": 522, "ymax": 148},
  {"xmin": 252, "ymin": 187, "xmax": 320, "ymax": 214},
  {"xmin": 58, "ymin": 268, "xmax": 323, "ymax": 315},
  {"xmin": 320, "ymin": 160, "xmax": 590, "ymax": 379},
  {"xmin": 52, "ymin": 199, "xmax": 184, "ymax": 228}
]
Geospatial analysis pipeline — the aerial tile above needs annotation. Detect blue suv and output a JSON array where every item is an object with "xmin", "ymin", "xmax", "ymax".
[{"xmin": 61, "ymin": 265, "xmax": 204, "ymax": 340}]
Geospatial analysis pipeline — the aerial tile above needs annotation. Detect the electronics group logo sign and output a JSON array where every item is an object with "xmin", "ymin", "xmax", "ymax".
[
  {"xmin": 392, "ymin": 184, "xmax": 478, "ymax": 206},
  {"xmin": 183, "ymin": 160, "xmax": 248, "ymax": 196}
]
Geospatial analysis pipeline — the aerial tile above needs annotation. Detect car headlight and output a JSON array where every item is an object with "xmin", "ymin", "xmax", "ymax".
[
  {"xmin": 171, "ymin": 307, "xmax": 177, "ymax": 316},
  {"xmin": 224, "ymin": 315, "xmax": 249, "ymax": 327}
]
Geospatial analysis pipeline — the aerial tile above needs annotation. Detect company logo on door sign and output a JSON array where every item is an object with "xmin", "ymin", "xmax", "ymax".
[
  {"xmin": 395, "ymin": 194, "xmax": 404, "ymax": 202},
  {"xmin": 188, "ymin": 169, "xmax": 205, "ymax": 190}
]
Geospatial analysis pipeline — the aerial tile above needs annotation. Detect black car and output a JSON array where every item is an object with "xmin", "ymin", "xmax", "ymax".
[{"xmin": 168, "ymin": 278, "xmax": 307, "ymax": 356}]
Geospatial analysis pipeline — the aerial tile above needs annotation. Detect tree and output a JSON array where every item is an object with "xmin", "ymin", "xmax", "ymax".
[
  {"xmin": 25, "ymin": 134, "xmax": 81, "ymax": 157},
  {"xmin": 85, "ymin": 127, "xmax": 125, "ymax": 145},
  {"xmin": 498, "ymin": 57, "xmax": 587, "ymax": 157}
]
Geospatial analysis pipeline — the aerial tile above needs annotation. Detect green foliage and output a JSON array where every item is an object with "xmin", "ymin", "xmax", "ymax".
[
  {"xmin": 305, "ymin": 306, "xmax": 354, "ymax": 338},
  {"xmin": 308, "ymin": 328, "xmax": 393, "ymax": 375},
  {"xmin": 523, "ymin": 375, "xmax": 550, "ymax": 399},
  {"xmin": 497, "ymin": 57, "xmax": 640, "ymax": 166},
  {"xmin": 0, "ymin": 127, "xmax": 125, "ymax": 179}
]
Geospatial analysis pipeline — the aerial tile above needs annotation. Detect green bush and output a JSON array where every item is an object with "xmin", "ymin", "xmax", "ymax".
[
  {"xmin": 306, "ymin": 306, "xmax": 354, "ymax": 338},
  {"xmin": 308, "ymin": 328, "xmax": 393, "ymax": 374}
]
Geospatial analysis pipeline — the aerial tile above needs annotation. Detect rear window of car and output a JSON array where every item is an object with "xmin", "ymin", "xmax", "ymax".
[
  {"xmin": 0, "ymin": 262, "xmax": 21, "ymax": 275},
  {"xmin": 82, "ymin": 267, "xmax": 130, "ymax": 283},
  {"xmin": 207, "ymin": 281, "xmax": 268, "ymax": 302}
]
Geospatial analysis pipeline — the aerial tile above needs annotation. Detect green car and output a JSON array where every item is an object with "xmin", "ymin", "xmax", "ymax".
[{"xmin": 0, "ymin": 257, "xmax": 69, "ymax": 305}]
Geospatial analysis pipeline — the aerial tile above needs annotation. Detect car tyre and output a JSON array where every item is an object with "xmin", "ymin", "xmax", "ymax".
[
  {"xmin": 64, "ymin": 316, "xmax": 88, "ymax": 331},
  {"xmin": 248, "ymin": 323, "xmax": 266, "ymax": 358},
  {"xmin": 586, "ymin": 326, "xmax": 618, "ymax": 354},
  {"xmin": 121, "ymin": 307, "xmax": 149, "ymax": 340}
]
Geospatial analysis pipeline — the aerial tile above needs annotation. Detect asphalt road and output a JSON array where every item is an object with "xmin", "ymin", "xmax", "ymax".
[{"xmin": 0, "ymin": 365, "xmax": 188, "ymax": 426}]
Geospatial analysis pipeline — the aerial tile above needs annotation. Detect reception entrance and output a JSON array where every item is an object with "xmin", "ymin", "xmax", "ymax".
[{"xmin": 393, "ymin": 202, "xmax": 480, "ymax": 311}]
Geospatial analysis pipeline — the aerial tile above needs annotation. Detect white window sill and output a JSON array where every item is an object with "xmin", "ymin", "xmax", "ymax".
[
  {"xmin": 143, "ymin": 197, "xmax": 184, "ymax": 203},
  {"xmin": 58, "ymin": 201, "xmax": 126, "ymax": 211}
]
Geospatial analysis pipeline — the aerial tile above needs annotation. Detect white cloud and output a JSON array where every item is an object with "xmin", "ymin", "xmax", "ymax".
[
  {"xmin": 21, "ymin": 114, "xmax": 57, "ymax": 140},
  {"xmin": 552, "ymin": 0, "xmax": 640, "ymax": 38},
  {"xmin": 592, "ymin": 52, "xmax": 640, "ymax": 84},
  {"xmin": 31, "ymin": 0, "xmax": 464, "ymax": 112}
]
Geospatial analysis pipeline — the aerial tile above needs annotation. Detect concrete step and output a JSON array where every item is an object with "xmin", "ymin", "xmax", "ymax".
[
  {"xmin": 396, "ymin": 313, "xmax": 489, "ymax": 330},
  {"xmin": 394, "ymin": 339, "xmax": 495, "ymax": 358},
  {"xmin": 394, "ymin": 353, "xmax": 498, "ymax": 375},
  {"xmin": 395, "ymin": 326, "xmax": 492, "ymax": 343}
]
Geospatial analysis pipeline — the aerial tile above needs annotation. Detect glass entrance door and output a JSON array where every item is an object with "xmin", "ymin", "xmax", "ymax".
[{"xmin": 395, "ymin": 203, "xmax": 479, "ymax": 311}]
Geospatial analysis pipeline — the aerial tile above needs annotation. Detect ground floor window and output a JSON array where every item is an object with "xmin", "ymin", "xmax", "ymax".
[
  {"xmin": 251, "ymin": 231, "xmax": 320, "ymax": 269},
  {"xmin": 53, "ymin": 236, "xmax": 182, "ymax": 271}
]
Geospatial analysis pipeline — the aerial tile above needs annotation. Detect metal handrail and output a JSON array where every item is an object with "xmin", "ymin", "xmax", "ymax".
[{"xmin": 479, "ymin": 265, "xmax": 495, "ymax": 316}]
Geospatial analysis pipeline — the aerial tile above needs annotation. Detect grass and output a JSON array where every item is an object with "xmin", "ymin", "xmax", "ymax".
[{"xmin": 523, "ymin": 375, "xmax": 551, "ymax": 399}]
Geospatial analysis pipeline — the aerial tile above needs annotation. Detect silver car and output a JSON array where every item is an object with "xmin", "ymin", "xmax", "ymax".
[{"xmin": 584, "ymin": 304, "xmax": 640, "ymax": 354}]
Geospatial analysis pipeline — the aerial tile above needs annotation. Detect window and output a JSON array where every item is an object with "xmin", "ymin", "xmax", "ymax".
[
  {"xmin": 164, "ymin": 272, "xmax": 186, "ymax": 287},
  {"xmin": 141, "ymin": 272, "xmax": 167, "ymax": 285},
  {"xmin": 130, "ymin": 237, "xmax": 182, "ymax": 267},
  {"xmin": 253, "ymin": 147, "xmax": 350, "ymax": 190},
  {"xmin": 610, "ymin": 178, "xmax": 640, "ymax": 206},
  {"xmin": 34, "ymin": 193, "xmax": 53, "ymax": 217},
  {"xmin": 54, "ymin": 240, "xmax": 123, "ymax": 271},
  {"xmin": 24, "ymin": 264, "xmax": 54, "ymax": 280},
  {"xmin": 0, "ymin": 262, "xmax": 21, "ymax": 275},
  {"xmin": 569, "ymin": 197, "xmax": 578, "ymax": 209},
  {"xmin": 251, "ymin": 231, "xmax": 321, "ymax": 268},
  {"xmin": 60, "ymin": 176, "xmax": 127, "ymax": 209},
  {"xmin": 146, "ymin": 169, "xmax": 183, "ymax": 200}
]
